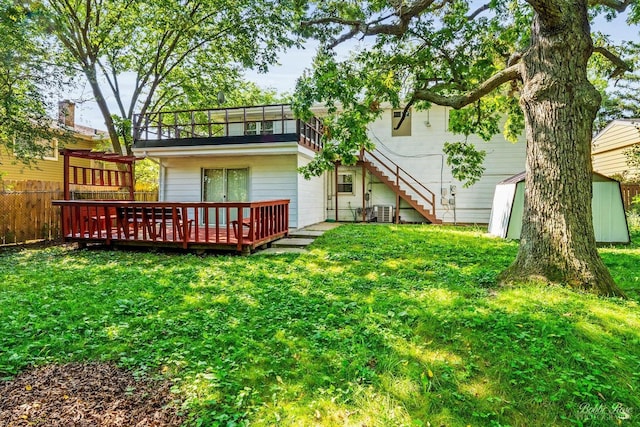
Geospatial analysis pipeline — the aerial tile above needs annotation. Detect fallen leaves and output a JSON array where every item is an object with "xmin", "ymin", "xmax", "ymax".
[{"xmin": 0, "ymin": 363, "xmax": 183, "ymax": 426}]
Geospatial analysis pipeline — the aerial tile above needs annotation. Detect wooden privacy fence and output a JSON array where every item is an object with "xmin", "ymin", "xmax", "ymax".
[
  {"xmin": 0, "ymin": 180, "xmax": 157, "ymax": 245},
  {"xmin": 621, "ymin": 184, "xmax": 640, "ymax": 210},
  {"xmin": 0, "ymin": 181, "xmax": 63, "ymax": 244}
]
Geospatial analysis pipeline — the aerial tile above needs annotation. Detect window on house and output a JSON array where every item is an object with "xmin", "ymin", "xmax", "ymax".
[
  {"xmin": 262, "ymin": 120, "xmax": 274, "ymax": 135},
  {"xmin": 245, "ymin": 121, "xmax": 274, "ymax": 135},
  {"xmin": 392, "ymin": 109, "xmax": 412, "ymax": 137},
  {"xmin": 245, "ymin": 122, "xmax": 258, "ymax": 135},
  {"xmin": 337, "ymin": 173, "xmax": 354, "ymax": 193},
  {"xmin": 13, "ymin": 135, "xmax": 58, "ymax": 161}
]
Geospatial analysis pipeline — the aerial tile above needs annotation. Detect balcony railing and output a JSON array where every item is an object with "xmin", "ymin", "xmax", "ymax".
[
  {"xmin": 133, "ymin": 104, "xmax": 324, "ymax": 152},
  {"xmin": 52, "ymin": 199, "xmax": 290, "ymax": 253}
]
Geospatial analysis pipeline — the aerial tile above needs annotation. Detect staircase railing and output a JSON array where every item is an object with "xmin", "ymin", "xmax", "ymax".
[{"xmin": 360, "ymin": 148, "xmax": 437, "ymax": 218}]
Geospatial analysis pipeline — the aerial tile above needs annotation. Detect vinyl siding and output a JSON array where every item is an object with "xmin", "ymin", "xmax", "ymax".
[
  {"xmin": 0, "ymin": 137, "xmax": 98, "ymax": 183},
  {"xmin": 365, "ymin": 106, "xmax": 527, "ymax": 224},
  {"xmin": 160, "ymin": 154, "xmax": 300, "ymax": 228},
  {"xmin": 297, "ymin": 154, "xmax": 326, "ymax": 227},
  {"xmin": 592, "ymin": 122, "xmax": 640, "ymax": 178},
  {"xmin": 326, "ymin": 165, "xmax": 369, "ymax": 222}
]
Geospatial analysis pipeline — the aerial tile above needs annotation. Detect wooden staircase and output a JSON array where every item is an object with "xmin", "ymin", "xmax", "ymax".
[{"xmin": 359, "ymin": 149, "xmax": 442, "ymax": 224}]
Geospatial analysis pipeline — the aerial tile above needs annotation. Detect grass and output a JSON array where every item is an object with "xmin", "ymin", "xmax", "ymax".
[{"xmin": 1, "ymin": 224, "xmax": 639, "ymax": 426}]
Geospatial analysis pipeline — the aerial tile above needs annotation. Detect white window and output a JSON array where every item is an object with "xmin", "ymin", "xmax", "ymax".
[
  {"xmin": 245, "ymin": 122, "xmax": 258, "ymax": 135},
  {"xmin": 337, "ymin": 173, "xmax": 354, "ymax": 194},
  {"xmin": 262, "ymin": 120, "xmax": 274, "ymax": 135},
  {"xmin": 245, "ymin": 121, "xmax": 274, "ymax": 135}
]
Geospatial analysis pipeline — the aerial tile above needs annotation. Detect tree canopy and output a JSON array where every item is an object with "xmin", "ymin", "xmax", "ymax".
[
  {"xmin": 33, "ymin": 0, "xmax": 298, "ymax": 155},
  {"xmin": 294, "ymin": 0, "xmax": 639, "ymax": 296},
  {"xmin": 594, "ymin": 40, "xmax": 640, "ymax": 131},
  {"xmin": 0, "ymin": 0, "xmax": 68, "ymax": 167}
]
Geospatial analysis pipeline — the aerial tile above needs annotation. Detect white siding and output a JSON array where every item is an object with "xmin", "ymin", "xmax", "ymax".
[
  {"xmin": 160, "ymin": 155, "xmax": 299, "ymax": 228},
  {"xmin": 366, "ymin": 106, "xmax": 527, "ymax": 224},
  {"xmin": 326, "ymin": 166, "xmax": 370, "ymax": 222},
  {"xmin": 297, "ymin": 154, "xmax": 326, "ymax": 227}
]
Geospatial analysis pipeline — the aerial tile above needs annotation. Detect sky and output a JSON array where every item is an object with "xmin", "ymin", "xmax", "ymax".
[{"xmin": 68, "ymin": 10, "xmax": 638, "ymax": 131}]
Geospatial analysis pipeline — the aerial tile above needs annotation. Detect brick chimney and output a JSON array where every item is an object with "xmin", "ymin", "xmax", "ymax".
[{"xmin": 58, "ymin": 100, "xmax": 75, "ymax": 128}]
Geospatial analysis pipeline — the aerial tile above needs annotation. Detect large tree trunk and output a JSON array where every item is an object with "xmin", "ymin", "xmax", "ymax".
[
  {"xmin": 499, "ymin": 0, "xmax": 625, "ymax": 297},
  {"xmin": 85, "ymin": 65, "xmax": 125, "ymax": 156}
]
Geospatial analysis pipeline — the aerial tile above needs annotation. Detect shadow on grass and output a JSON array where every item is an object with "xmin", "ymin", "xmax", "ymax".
[{"xmin": 0, "ymin": 224, "xmax": 638, "ymax": 426}]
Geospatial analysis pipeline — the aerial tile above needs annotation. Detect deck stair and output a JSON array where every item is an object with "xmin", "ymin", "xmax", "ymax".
[{"xmin": 359, "ymin": 148, "xmax": 442, "ymax": 224}]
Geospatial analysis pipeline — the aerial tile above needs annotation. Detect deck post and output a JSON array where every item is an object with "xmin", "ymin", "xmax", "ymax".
[
  {"xmin": 285, "ymin": 202, "xmax": 289, "ymax": 236},
  {"xmin": 237, "ymin": 206, "xmax": 244, "ymax": 252},
  {"xmin": 361, "ymin": 161, "xmax": 366, "ymax": 222},
  {"xmin": 182, "ymin": 206, "xmax": 189, "ymax": 249},
  {"xmin": 105, "ymin": 207, "xmax": 112, "ymax": 245},
  {"xmin": 334, "ymin": 164, "xmax": 339, "ymax": 222},
  {"xmin": 63, "ymin": 150, "xmax": 70, "ymax": 201},
  {"xmin": 128, "ymin": 162, "xmax": 135, "ymax": 201}
]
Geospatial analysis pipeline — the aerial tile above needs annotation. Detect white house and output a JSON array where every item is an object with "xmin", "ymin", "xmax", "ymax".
[{"xmin": 131, "ymin": 103, "xmax": 527, "ymax": 229}]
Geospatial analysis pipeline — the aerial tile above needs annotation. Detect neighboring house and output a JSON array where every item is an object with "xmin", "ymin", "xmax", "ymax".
[
  {"xmin": 592, "ymin": 119, "xmax": 640, "ymax": 180},
  {"xmin": 0, "ymin": 100, "xmax": 106, "ymax": 186},
  {"xmin": 131, "ymin": 103, "xmax": 527, "ymax": 229}
]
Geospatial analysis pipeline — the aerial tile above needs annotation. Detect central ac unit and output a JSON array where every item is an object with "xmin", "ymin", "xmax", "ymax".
[{"xmin": 375, "ymin": 205, "xmax": 394, "ymax": 223}]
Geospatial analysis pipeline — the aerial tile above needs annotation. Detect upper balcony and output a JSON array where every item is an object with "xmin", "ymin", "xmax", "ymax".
[{"xmin": 132, "ymin": 103, "xmax": 323, "ymax": 153}]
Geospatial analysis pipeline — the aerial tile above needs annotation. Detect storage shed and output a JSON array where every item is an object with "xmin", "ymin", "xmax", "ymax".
[{"xmin": 488, "ymin": 171, "xmax": 630, "ymax": 244}]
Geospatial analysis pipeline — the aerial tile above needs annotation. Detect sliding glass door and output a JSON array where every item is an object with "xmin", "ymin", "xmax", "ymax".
[{"xmin": 202, "ymin": 168, "xmax": 249, "ymax": 224}]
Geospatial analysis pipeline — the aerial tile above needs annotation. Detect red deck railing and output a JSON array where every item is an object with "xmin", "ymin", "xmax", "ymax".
[{"xmin": 52, "ymin": 199, "xmax": 290, "ymax": 253}]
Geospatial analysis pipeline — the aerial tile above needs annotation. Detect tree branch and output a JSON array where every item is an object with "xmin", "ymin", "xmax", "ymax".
[
  {"xmin": 593, "ymin": 46, "xmax": 632, "ymax": 78},
  {"xmin": 413, "ymin": 63, "xmax": 522, "ymax": 109},
  {"xmin": 302, "ymin": 0, "xmax": 453, "ymax": 48},
  {"xmin": 589, "ymin": 0, "xmax": 634, "ymax": 12},
  {"xmin": 467, "ymin": 3, "xmax": 490, "ymax": 20}
]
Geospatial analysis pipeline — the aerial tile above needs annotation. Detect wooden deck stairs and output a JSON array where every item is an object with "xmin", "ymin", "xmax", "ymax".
[{"xmin": 359, "ymin": 149, "xmax": 442, "ymax": 224}]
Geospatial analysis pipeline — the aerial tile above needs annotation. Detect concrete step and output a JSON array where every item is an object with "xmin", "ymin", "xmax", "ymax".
[
  {"xmin": 288, "ymin": 229, "xmax": 325, "ymax": 238},
  {"xmin": 253, "ymin": 247, "xmax": 307, "ymax": 255},
  {"xmin": 271, "ymin": 237, "xmax": 315, "ymax": 248}
]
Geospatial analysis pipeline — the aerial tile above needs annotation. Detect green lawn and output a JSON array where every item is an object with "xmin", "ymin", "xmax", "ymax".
[{"xmin": 1, "ymin": 224, "xmax": 639, "ymax": 426}]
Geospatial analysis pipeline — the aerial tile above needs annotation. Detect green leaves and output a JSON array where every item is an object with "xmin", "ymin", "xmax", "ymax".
[
  {"xmin": 593, "ymin": 40, "xmax": 640, "ymax": 132},
  {"xmin": 442, "ymin": 141, "xmax": 487, "ymax": 187},
  {"xmin": 293, "ymin": 1, "xmax": 531, "ymax": 180},
  {"xmin": 0, "ymin": 0, "xmax": 65, "ymax": 164},
  {"xmin": 35, "ymin": 0, "xmax": 299, "ymax": 154}
]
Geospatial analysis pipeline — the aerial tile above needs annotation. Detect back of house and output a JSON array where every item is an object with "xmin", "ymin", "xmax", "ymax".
[{"xmin": 131, "ymin": 103, "xmax": 527, "ymax": 229}]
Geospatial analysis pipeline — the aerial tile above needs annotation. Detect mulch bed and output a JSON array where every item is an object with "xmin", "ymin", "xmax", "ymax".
[{"xmin": 0, "ymin": 363, "xmax": 184, "ymax": 426}]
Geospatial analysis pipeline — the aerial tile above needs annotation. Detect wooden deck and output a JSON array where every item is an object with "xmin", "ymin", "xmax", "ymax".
[{"xmin": 52, "ymin": 200, "xmax": 290, "ymax": 254}]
